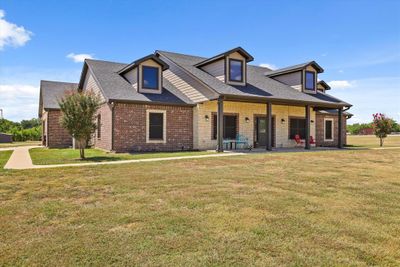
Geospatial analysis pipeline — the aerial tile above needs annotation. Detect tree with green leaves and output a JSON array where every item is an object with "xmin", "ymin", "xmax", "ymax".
[
  {"xmin": 58, "ymin": 90, "xmax": 100, "ymax": 159},
  {"xmin": 372, "ymin": 113, "xmax": 393, "ymax": 147}
]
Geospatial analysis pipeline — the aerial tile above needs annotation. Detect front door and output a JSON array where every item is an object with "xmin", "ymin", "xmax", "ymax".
[{"xmin": 256, "ymin": 117, "xmax": 275, "ymax": 147}]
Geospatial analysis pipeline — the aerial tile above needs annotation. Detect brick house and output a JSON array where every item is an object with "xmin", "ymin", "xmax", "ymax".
[{"xmin": 38, "ymin": 47, "xmax": 352, "ymax": 152}]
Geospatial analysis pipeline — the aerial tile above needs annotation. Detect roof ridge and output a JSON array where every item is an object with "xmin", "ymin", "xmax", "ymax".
[
  {"xmin": 85, "ymin": 58, "xmax": 128, "ymax": 65},
  {"xmin": 156, "ymin": 50, "xmax": 207, "ymax": 60},
  {"xmin": 41, "ymin": 80, "xmax": 78, "ymax": 85}
]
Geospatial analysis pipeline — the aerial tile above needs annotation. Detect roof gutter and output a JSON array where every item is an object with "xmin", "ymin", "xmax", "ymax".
[{"xmin": 108, "ymin": 99, "xmax": 196, "ymax": 107}]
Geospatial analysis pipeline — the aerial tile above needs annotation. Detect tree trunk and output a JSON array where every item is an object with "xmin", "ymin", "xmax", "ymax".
[
  {"xmin": 78, "ymin": 139, "xmax": 86, "ymax": 159},
  {"xmin": 380, "ymin": 137, "xmax": 383, "ymax": 147}
]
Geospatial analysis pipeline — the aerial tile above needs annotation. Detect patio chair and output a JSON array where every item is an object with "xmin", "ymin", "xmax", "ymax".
[
  {"xmin": 294, "ymin": 134, "xmax": 304, "ymax": 147},
  {"xmin": 310, "ymin": 136, "xmax": 316, "ymax": 145},
  {"xmin": 236, "ymin": 134, "xmax": 251, "ymax": 150}
]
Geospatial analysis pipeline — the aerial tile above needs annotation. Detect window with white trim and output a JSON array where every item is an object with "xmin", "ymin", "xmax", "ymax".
[
  {"xmin": 146, "ymin": 110, "xmax": 166, "ymax": 143},
  {"xmin": 324, "ymin": 118, "xmax": 334, "ymax": 141}
]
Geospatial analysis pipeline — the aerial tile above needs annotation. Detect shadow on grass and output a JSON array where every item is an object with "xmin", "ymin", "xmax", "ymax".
[{"xmin": 77, "ymin": 156, "xmax": 126, "ymax": 162}]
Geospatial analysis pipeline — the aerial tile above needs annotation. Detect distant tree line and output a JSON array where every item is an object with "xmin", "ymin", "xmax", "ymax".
[
  {"xmin": 0, "ymin": 118, "xmax": 41, "ymax": 141},
  {"xmin": 347, "ymin": 119, "xmax": 400, "ymax": 135}
]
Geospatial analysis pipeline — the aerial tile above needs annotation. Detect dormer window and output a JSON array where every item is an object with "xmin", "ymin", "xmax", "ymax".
[
  {"xmin": 142, "ymin": 66, "xmax": 159, "ymax": 90},
  {"xmin": 305, "ymin": 71, "xmax": 315, "ymax": 90},
  {"xmin": 194, "ymin": 47, "xmax": 253, "ymax": 86},
  {"xmin": 229, "ymin": 59, "xmax": 243, "ymax": 82},
  {"xmin": 117, "ymin": 54, "xmax": 169, "ymax": 95}
]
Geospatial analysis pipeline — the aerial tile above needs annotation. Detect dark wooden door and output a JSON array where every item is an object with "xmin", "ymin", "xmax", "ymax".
[{"xmin": 256, "ymin": 117, "xmax": 275, "ymax": 147}]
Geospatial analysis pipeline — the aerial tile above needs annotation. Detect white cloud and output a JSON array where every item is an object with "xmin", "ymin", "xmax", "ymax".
[
  {"xmin": 333, "ymin": 77, "xmax": 400, "ymax": 124},
  {"xmin": 67, "ymin": 53, "xmax": 94, "ymax": 63},
  {"xmin": 259, "ymin": 63, "xmax": 277, "ymax": 70},
  {"xmin": 0, "ymin": 9, "xmax": 33, "ymax": 50},
  {"xmin": 0, "ymin": 66, "xmax": 81, "ymax": 121},
  {"xmin": 0, "ymin": 84, "xmax": 38, "ymax": 96},
  {"xmin": 328, "ymin": 80, "xmax": 353, "ymax": 89},
  {"xmin": 0, "ymin": 84, "xmax": 39, "ymax": 121},
  {"xmin": 338, "ymin": 70, "xmax": 344, "ymax": 73}
]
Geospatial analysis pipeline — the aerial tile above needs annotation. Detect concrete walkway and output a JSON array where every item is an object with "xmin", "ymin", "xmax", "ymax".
[
  {"xmin": 3, "ymin": 146, "xmax": 245, "ymax": 170},
  {"xmin": 4, "ymin": 146, "xmax": 40, "ymax": 169}
]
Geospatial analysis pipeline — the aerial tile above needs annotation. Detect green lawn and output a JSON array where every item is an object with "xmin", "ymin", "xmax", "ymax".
[
  {"xmin": 0, "ymin": 150, "xmax": 13, "ymax": 170},
  {"xmin": 347, "ymin": 134, "xmax": 400, "ymax": 148},
  {"xmin": 29, "ymin": 147, "xmax": 215, "ymax": 165},
  {"xmin": 1, "ymin": 149, "xmax": 399, "ymax": 266},
  {"xmin": 0, "ymin": 141, "xmax": 40, "ymax": 148}
]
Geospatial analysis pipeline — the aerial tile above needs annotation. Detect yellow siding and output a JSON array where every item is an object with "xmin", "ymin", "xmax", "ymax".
[
  {"xmin": 164, "ymin": 69, "xmax": 208, "ymax": 102},
  {"xmin": 193, "ymin": 101, "xmax": 316, "ymax": 150}
]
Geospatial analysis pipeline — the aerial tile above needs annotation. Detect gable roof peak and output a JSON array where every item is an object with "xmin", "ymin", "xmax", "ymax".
[
  {"xmin": 117, "ymin": 54, "xmax": 169, "ymax": 75},
  {"xmin": 318, "ymin": 80, "xmax": 331, "ymax": 90},
  {"xmin": 194, "ymin": 47, "xmax": 254, "ymax": 67},
  {"xmin": 265, "ymin": 60, "xmax": 324, "ymax": 77}
]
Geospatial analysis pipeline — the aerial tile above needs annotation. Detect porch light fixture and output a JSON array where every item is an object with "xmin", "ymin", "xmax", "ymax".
[
  {"xmin": 205, "ymin": 115, "xmax": 209, "ymax": 121},
  {"xmin": 281, "ymin": 118, "xmax": 286, "ymax": 124},
  {"xmin": 245, "ymin": 117, "xmax": 250, "ymax": 123}
]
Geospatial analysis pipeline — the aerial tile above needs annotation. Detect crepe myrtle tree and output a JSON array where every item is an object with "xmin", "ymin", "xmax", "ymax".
[
  {"xmin": 372, "ymin": 113, "xmax": 393, "ymax": 147},
  {"xmin": 58, "ymin": 90, "xmax": 101, "ymax": 159}
]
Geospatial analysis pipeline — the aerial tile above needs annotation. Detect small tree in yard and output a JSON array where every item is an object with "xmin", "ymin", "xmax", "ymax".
[
  {"xmin": 58, "ymin": 91, "xmax": 100, "ymax": 159},
  {"xmin": 372, "ymin": 113, "xmax": 393, "ymax": 147}
]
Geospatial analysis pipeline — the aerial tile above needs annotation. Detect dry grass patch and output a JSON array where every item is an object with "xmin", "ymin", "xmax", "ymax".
[
  {"xmin": 347, "ymin": 134, "xmax": 400, "ymax": 148},
  {"xmin": 0, "ymin": 149, "xmax": 399, "ymax": 266}
]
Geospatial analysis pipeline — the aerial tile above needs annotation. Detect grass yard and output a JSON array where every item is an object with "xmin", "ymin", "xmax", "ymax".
[
  {"xmin": 347, "ymin": 134, "xmax": 400, "ymax": 148},
  {"xmin": 1, "ymin": 149, "xmax": 399, "ymax": 266},
  {"xmin": 29, "ymin": 147, "xmax": 215, "ymax": 165},
  {"xmin": 0, "ymin": 141, "xmax": 40, "ymax": 148},
  {"xmin": 0, "ymin": 150, "xmax": 13, "ymax": 170}
]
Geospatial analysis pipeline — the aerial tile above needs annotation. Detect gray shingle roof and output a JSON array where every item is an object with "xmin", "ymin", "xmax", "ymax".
[
  {"xmin": 41, "ymin": 49, "xmax": 349, "ymax": 109},
  {"xmin": 84, "ymin": 59, "xmax": 194, "ymax": 105},
  {"xmin": 157, "ymin": 51, "xmax": 350, "ymax": 107},
  {"xmin": 317, "ymin": 109, "xmax": 353, "ymax": 117},
  {"xmin": 40, "ymin": 80, "xmax": 78, "ymax": 110}
]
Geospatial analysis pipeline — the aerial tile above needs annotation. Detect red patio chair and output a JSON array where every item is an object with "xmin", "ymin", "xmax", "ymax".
[
  {"xmin": 294, "ymin": 134, "xmax": 304, "ymax": 147},
  {"xmin": 310, "ymin": 136, "xmax": 316, "ymax": 145}
]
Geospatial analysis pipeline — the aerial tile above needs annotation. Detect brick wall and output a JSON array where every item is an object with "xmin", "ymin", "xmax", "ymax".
[
  {"xmin": 46, "ymin": 110, "xmax": 72, "ymax": 148},
  {"xmin": 315, "ymin": 113, "xmax": 347, "ymax": 147},
  {"xmin": 93, "ymin": 103, "xmax": 113, "ymax": 151},
  {"xmin": 113, "ymin": 103, "xmax": 193, "ymax": 152}
]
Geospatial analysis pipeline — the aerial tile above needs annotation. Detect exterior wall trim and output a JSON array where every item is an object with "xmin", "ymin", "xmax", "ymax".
[
  {"xmin": 324, "ymin": 118, "xmax": 334, "ymax": 141},
  {"xmin": 146, "ymin": 109, "xmax": 167, "ymax": 144}
]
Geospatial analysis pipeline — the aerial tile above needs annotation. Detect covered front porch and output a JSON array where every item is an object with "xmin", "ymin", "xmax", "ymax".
[{"xmin": 193, "ymin": 97, "xmax": 346, "ymax": 152}]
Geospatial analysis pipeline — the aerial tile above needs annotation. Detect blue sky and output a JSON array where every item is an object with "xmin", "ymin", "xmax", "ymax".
[{"xmin": 1, "ymin": 0, "xmax": 399, "ymax": 123}]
